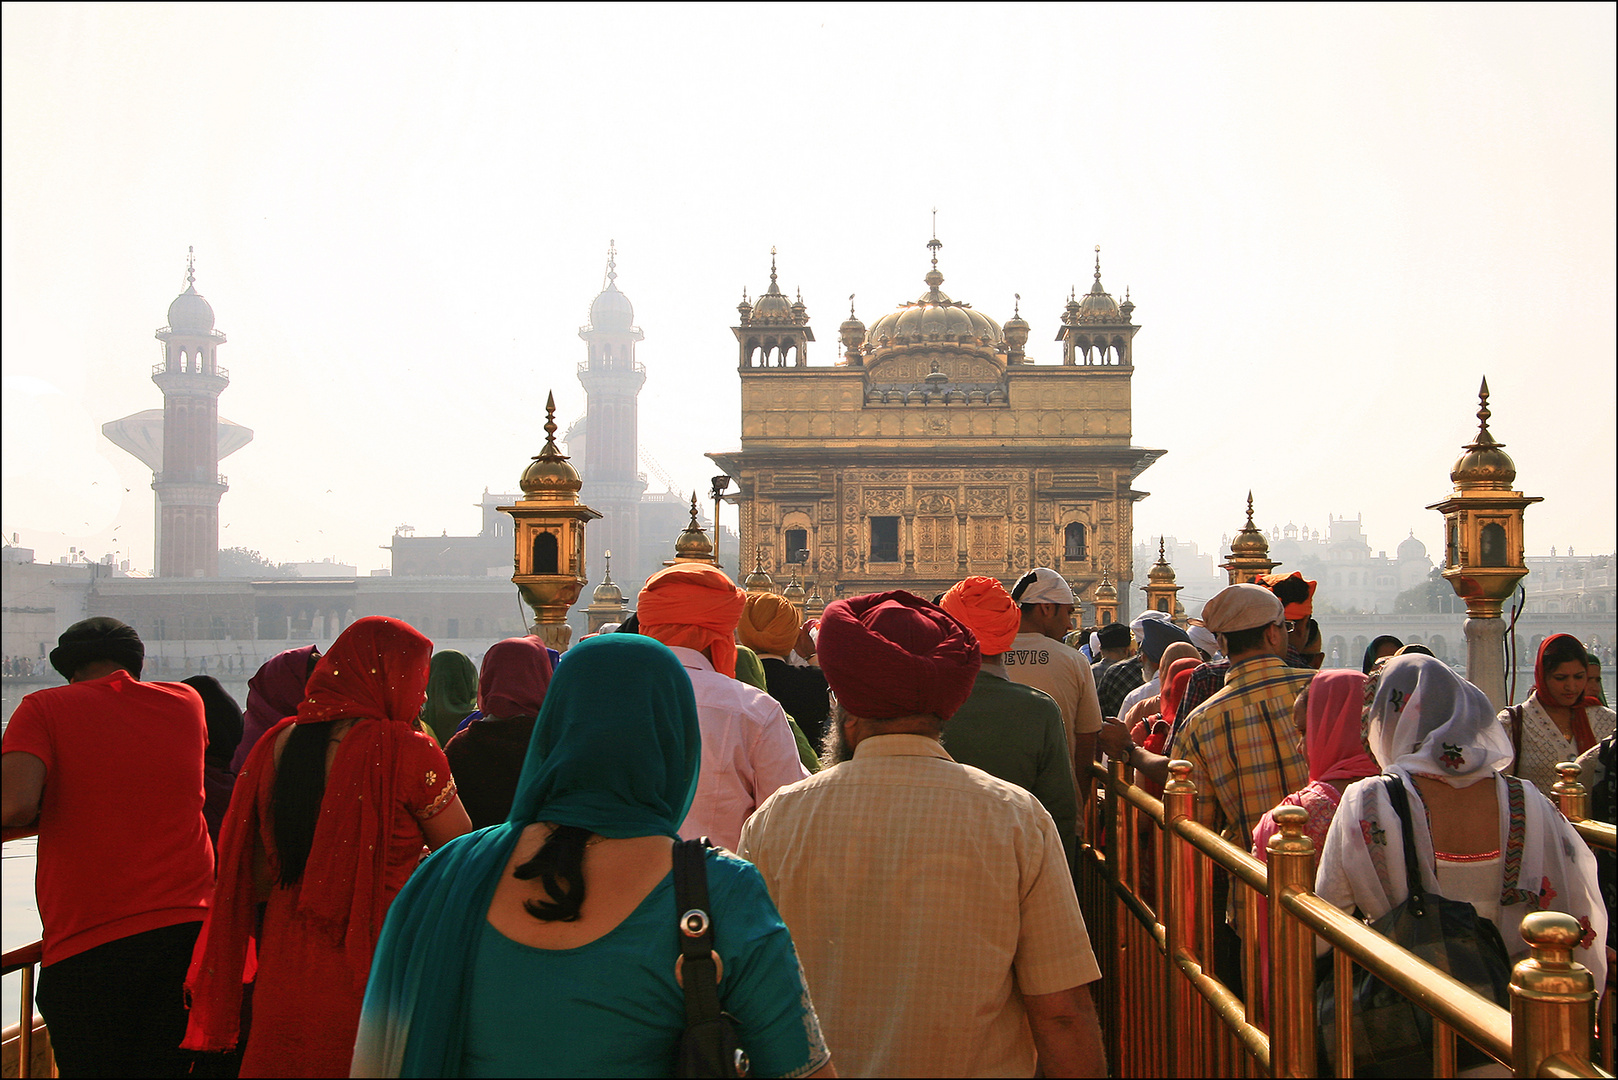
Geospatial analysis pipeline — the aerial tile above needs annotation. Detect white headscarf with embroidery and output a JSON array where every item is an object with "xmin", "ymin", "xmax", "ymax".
[{"xmin": 1366, "ymin": 654, "xmax": 1513, "ymax": 789}]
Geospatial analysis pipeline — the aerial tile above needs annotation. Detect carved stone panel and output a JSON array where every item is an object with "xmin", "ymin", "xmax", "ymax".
[
  {"xmin": 915, "ymin": 490, "xmax": 956, "ymax": 516},
  {"xmin": 863, "ymin": 488, "xmax": 905, "ymax": 513},
  {"xmin": 964, "ymin": 487, "xmax": 1008, "ymax": 514}
]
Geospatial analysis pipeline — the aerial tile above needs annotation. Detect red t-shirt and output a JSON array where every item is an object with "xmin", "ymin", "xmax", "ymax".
[{"xmin": 4, "ymin": 669, "xmax": 214, "ymax": 965}]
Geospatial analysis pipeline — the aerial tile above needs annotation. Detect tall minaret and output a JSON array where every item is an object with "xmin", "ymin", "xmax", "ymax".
[
  {"xmin": 153, "ymin": 248, "xmax": 230, "ymax": 577},
  {"xmin": 577, "ymin": 242, "xmax": 648, "ymax": 589}
]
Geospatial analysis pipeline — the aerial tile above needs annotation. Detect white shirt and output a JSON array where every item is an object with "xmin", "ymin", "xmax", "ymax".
[
  {"xmin": 667, "ymin": 646, "xmax": 810, "ymax": 852},
  {"xmin": 1118, "ymin": 676, "xmax": 1161, "ymax": 722},
  {"xmin": 1002, "ymin": 632, "xmax": 1104, "ymax": 766}
]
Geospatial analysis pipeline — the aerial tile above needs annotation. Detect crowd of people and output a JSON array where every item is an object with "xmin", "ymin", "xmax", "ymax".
[{"xmin": 1, "ymin": 561, "xmax": 1612, "ymax": 1078}]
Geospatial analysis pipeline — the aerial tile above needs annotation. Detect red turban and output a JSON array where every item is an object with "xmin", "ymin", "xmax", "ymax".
[
  {"xmin": 637, "ymin": 563, "xmax": 747, "ymax": 678},
  {"xmin": 939, "ymin": 576, "xmax": 1021, "ymax": 655},
  {"xmin": 817, "ymin": 591, "xmax": 981, "ymax": 722}
]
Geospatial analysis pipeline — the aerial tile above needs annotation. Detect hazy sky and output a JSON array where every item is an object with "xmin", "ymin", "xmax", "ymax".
[{"xmin": 4, "ymin": 4, "xmax": 1614, "ymax": 577}]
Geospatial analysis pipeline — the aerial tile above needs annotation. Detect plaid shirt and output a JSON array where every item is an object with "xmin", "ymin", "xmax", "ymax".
[
  {"xmin": 1095, "ymin": 657, "xmax": 1144, "ymax": 719},
  {"xmin": 1171, "ymin": 647, "xmax": 1311, "ymax": 747},
  {"xmin": 1167, "ymin": 654, "xmax": 1311, "ymax": 845}
]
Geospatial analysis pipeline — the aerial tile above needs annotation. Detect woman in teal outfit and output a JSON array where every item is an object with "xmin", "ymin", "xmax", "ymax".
[{"xmin": 353, "ymin": 633, "xmax": 833, "ymax": 1078}]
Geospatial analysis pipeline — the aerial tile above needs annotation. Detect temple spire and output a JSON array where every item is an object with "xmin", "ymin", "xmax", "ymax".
[
  {"xmin": 185, "ymin": 245, "xmax": 196, "ymax": 287},
  {"xmin": 603, "ymin": 239, "xmax": 618, "ymax": 288}
]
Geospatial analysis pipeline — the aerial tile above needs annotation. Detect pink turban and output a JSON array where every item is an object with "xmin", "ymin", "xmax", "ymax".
[
  {"xmin": 817, "ymin": 591, "xmax": 981, "ymax": 722},
  {"xmin": 939, "ymin": 576, "xmax": 1021, "ymax": 655}
]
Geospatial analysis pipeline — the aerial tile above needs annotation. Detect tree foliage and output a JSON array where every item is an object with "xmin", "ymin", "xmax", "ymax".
[
  {"xmin": 218, "ymin": 546, "xmax": 291, "ymax": 578},
  {"xmin": 1395, "ymin": 568, "xmax": 1465, "ymax": 614}
]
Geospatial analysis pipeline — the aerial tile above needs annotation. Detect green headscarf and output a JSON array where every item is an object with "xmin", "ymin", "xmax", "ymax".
[
  {"xmin": 355, "ymin": 635, "xmax": 701, "ymax": 1076},
  {"xmin": 419, "ymin": 651, "xmax": 478, "ymax": 743},
  {"xmin": 1588, "ymin": 651, "xmax": 1609, "ymax": 707}
]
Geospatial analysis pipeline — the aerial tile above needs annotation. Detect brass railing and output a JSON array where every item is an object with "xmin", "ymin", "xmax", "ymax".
[
  {"xmin": 1, "ymin": 826, "xmax": 49, "ymax": 1080},
  {"xmin": 1078, "ymin": 759, "xmax": 1612, "ymax": 1078}
]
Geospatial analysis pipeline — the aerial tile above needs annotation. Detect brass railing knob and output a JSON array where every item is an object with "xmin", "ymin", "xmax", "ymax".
[
  {"xmin": 1164, "ymin": 759, "xmax": 1195, "ymax": 795},
  {"xmin": 1550, "ymin": 762, "xmax": 1588, "ymax": 822},
  {"xmin": 1512, "ymin": 911, "xmax": 1596, "ymax": 997},
  {"xmin": 1267, "ymin": 804, "xmax": 1315, "ymax": 859}
]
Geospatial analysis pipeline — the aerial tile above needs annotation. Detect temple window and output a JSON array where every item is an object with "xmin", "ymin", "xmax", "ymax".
[
  {"xmin": 870, "ymin": 517, "xmax": 899, "ymax": 563},
  {"xmin": 785, "ymin": 528, "xmax": 809, "ymax": 563},
  {"xmin": 1064, "ymin": 522, "xmax": 1088, "ymax": 561}
]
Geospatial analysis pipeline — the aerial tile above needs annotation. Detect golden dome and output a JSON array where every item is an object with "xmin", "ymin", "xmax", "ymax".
[
  {"xmin": 782, "ymin": 568, "xmax": 806, "ymax": 605},
  {"xmin": 591, "ymin": 552, "xmax": 624, "ymax": 604},
  {"xmin": 866, "ymin": 237, "xmax": 1003, "ymax": 351},
  {"xmin": 750, "ymin": 250, "xmax": 801, "ymax": 325},
  {"xmin": 1146, "ymin": 537, "xmax": 1177, "ymax": 583},
  {"xmin": 1229, "ymin": 492, "xmax": 1271, "ymax": 556},
  {"xmin": 743, "ymin": 548, "xmax": 776, "ymax": 594},
  {"xmin": 673, "ymin": 493, "xmax": 715, "ymax": 562},
  {"xmin": 1093, "ymin": 572, "xmax": 1118, "ymax": 602},
  {"xmin": 1449, "ymin": 379, "xmax": 1518, "ymax": 489},
  {"xmin": 1074, "ymin": 248, "xmax": 1121, "ymax": 324},
  {"xmin": 521, "ymin": 393, "xmax": 583, "ymax": 500}
]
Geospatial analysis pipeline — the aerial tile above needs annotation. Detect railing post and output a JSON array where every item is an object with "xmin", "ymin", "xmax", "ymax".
[
  {"xmin": 1551, "ymin": 761, "xmax": 1588, "ymax": 822},
  {"xmin": 1267, "ymin": 805, "xmax": 1317, "ymax": 1078},
  {"xmin": 1510, "ymin": 911, "xmax": 1597, "ymax": 1078},
  {"xmin": 1163, "ymin": 759, "xmax": 1197, "ymax": 1078}
]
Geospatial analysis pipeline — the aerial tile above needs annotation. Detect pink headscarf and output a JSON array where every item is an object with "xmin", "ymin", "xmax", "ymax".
[
  {"xmin": 1304, "ymin": 669, "xmax": 1379, "ymax": 785},
  {"xmin": 478, "ymin": 636, "xmax": 553, "ymax": 719}
]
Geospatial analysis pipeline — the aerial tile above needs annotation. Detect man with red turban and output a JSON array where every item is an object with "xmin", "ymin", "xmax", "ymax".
[
  {"xmin": 636, "ymin": 563, "xmax": 807, "ymax": 850},
  {"xmin": 739, "ymin": 591, "xmax": 1104, "ymax": 1077},
  {"xmin": 940, "ymin": 577, "xmax": 1078, "ymax": 868}
]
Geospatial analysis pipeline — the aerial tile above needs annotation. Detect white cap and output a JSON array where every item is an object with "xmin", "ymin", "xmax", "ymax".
[
  {"xmin": 1011, "ymin": 567, "xmax": 1077, "ymax": 606},
  {"xmin": 1186, "ymin": 623, "xmax": 1219, "ymax": 657}
]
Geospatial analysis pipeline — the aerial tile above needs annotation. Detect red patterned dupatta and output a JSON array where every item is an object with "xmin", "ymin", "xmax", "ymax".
[{"xmin": 184, "ymin": 617, "xmax": 432, "ymax": 1052}]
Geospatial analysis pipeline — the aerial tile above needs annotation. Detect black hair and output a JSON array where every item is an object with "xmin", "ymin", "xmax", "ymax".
[
  {"xmin": 272, "ymin": 720, "xmax": 337, "ymax": 887},
  {"xmin": 1541, "ymin": 635, "xmax": 1587, "ymax": 672},
  {"xmin": 512, "ymin": 824, "xmax": 592, "ymax": 921},
  {"xmin": 615, "ymin": 613, "xmax": 640, "ymax": 635},
  {"xmin": 1268, "ymin": 576, "xmax": 1312, "ymax": 607},
  {"xmin": 1362, "ymin": 635, "xmax": 1403, "ymax": 674},
  {"xmin": 1304, "ymin": 619, "xmax": 1322, "ymax": 650},
  {"xmin": 1222, "ymin": 623, "xmax": 1272, "ymax": 657}
]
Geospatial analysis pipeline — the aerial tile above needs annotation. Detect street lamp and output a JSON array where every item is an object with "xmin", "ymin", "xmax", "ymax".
[{"xmin": 710, "ymin": 475, "xmax": 732, "ymax": 567}]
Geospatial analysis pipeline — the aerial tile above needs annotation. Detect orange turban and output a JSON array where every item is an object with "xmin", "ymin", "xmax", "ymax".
[
  {"xmin": 940, "ymin": 576, "xmax": 1020, "ymax": 655},
  {"xmin": 637, "ymin": 563, "xmax": 747, "ymax": 678},
  {"xmin": 737, "ymin": 593, "xmax": 802, "ymax": 658},
  {"xmin": 1258, "ymin": 571, "xmax": 1317, "ymax": 620}
]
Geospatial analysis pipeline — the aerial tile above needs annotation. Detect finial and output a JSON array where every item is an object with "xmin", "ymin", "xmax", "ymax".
[
  {"xmin": 927, "ymin": 208, "xmax": 943, "ymax": 270},
  {"xmin": 689, "ymin": 492, "xmax": 700, "ymax": 527},
  {"xmin": 1159, "ymin": 536, "xmax": 1167, "ymax": 560},
  {"xmin": 185, "ymin": 246, "xmax": 196, "ymax": 287},
  {"xmin": 1245, "ymin": 491, "xmax": 1257, "ymax": 527},
  {"xmin": 1094, "ymin": 245, "xmax": 1102, "ymax": 282},
  {"xmin": 769, "ymin": 247, "xmax": 778, "ymax": 287},
  {"xmin": 602, "ymin": 549, "xmax": 614, "ymax": 581},
  {"xmin": 849, "ymin": 293, "xmax": 856, "ymax": 318},
  {"xmin": 796, "ymin": 288, "xmax": 803, "ymax": 303},
  {"xmin": 931, "ymin": 207, "xmax": 937, "ymax": 240},
  {"xmin": 1013, "ymin": 292, "xmax": 1021, "ymax": 317},
  {"xmin": 605, "ymin": 239, "xmax": 618, "ymax": 286},
  {"xmin": 742, "ymin": 286, "xmax": 749, "ymax": 303},
  {"xmin": 1477, "ymin": 376, "xmax": 1492, "ymax": 433},
  {"xmin": 1125, "ymin": 287, "xmax": 1131, "ymax": 302},
  {"xmin": 542, "ymin": 392, "xmax": 560, "ymax": 451}
]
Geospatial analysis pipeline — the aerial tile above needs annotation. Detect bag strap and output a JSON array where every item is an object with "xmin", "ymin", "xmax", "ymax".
[
  {"xmin": 1381, "ymin": 774, "xmax": 1428, "ymax": 916},
  {"xmin": 673, "ymin": 837, "xmax": 723, "ymax": 1030}
]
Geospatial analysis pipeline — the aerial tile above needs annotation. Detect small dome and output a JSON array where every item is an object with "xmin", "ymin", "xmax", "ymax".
[
  {"xmin": 167, "ymin": 284, "xmax": 215, "ymax": 333},
  {"xmin": 867, "ymin": 284, "xmax": 1004, "ymax": 348},
  {"xmin": 521, "ymin": 452, "xmax": 582, "ymax": 499},
  {"xmin": 752, "ymin": 287, "xmax": 794, "ymax": 323},
  {"xmin": 1450, "ymin": 439, "xmax": 1517, "ymax": 489},
  {"xmin": 1093, "ymin": 578, "xmax": 1118, "ymax": 602},
  {"xmin": 743, "ymin": 549, "xmax": 776, "ymax": 594},
  {"xmin": 1230, "ymin": 524, "xmax": 1270, "ymax": 556},
  {"xmin": 1147, "ymin": 558, "xmax": 1176, "ymax": 584},
  {"xmin": 1397, "ymin": 532, "xmax": 1428, "ymax": 561},
  {"xmin": 589, "ymin": 282, "xmax": 634, "ymax": 331},
  {"xmin": 592, "ymin": 576, "xmax": 624, "ymax": 604},
  {"xmin": 1076, "ymin": 279, "xmax": 1120, "ymax": 322},
  {"xmin": 672, "ymin": 494, "xmax": 715, "ymax": 562}
]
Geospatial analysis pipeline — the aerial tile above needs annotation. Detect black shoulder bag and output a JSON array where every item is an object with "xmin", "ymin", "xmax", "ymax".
[
  {"xmin": 673, "ymin": 837, "xmax": 751, "ymax": 1078},
  {"xmin": 1316, "ymin": 775, "xmax": 1514, "ymax": 1077}
]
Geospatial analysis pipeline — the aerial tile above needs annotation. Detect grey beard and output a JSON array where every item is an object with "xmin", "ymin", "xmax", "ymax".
[{"xmin": 821, "ymin": 702, "xmax": 850, "ymax": 765}]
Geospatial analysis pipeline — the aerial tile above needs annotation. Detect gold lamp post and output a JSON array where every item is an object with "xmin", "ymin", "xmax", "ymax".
[
  {"xmin": 664, "ymin": 493, "xmax": 719, "ymax": 566},
  {"xmin": 1221, "ymin": 492, "xmax": 1279, "ymax": 584},
  {"xmin": 1141, "ymin": 537, "xmax": 1184, "ymax": 621},
  {"xmin": 499, "ymin": 393, "xmax": 602, "ymax": 651},
  {"xmin": 1092, "ymin": 567, "xmax": 1119, "ymax": 627},
  {"xmin": 584, "ymin": 550, "xmax": 629, "ymax": 634},
  {"xmin": 1427, "ymin": 378, "xmax": 1541, "ymax": 708}
]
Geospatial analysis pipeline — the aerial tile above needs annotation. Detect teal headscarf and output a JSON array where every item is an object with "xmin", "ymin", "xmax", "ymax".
[
  {"xmin": 419, "ymin": 651, "xmax": 478, "ymax": 744},
  {"xmin": 353, "ymin": 634, "xmax": 700, "ymax": 1077}
]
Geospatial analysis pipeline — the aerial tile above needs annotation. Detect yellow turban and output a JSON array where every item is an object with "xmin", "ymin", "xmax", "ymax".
[{"xmin": 737, "ymin": 593, "xmax": 802, "ymax": 657}]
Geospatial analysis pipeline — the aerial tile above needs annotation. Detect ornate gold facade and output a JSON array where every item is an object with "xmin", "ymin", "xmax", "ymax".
[{"xmin": 708, "ymin": 238, "xmax": 1163, "ymax": 617}]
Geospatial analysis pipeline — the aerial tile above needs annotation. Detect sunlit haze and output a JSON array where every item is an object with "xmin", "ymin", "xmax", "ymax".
[{"xmin": 4, "ymin": 4, "xmax": 1614, "ymax": 575}]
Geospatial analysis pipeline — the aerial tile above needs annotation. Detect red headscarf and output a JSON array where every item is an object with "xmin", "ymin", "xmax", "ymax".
[
  {"xmin": 478, "ymin": 636, "xmax": 553, "ymax": 718},
  {"xmin": 636, "ymin": 563, "xmax": 747, "ymax": 678},
  {"xmin": 1158, "ymin": 657, "xmax": 1202, "ymax": 732},
  {"xmin": 818, "ymin": 591, "xmax": 981, "ymax": 721},
  {"xmin": 940, "ymin": 576, "xmax": 1021, "ymax": 655},
  {"xmin": 1303, "ymin": 669, "xmax": 1379, "ymax": 785},
  {"xmin": 1533, "ymin": 633, "xmax": 1599, "ymax": 752},
  {"xmin": 184, "ymin": 617, "xmax": 432, "ymax": 1052}
]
